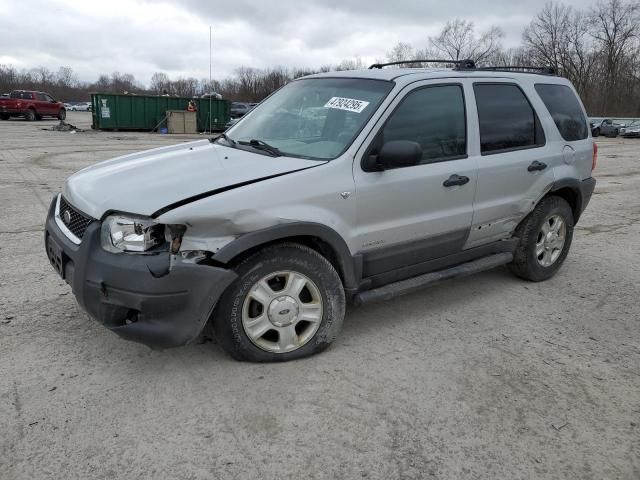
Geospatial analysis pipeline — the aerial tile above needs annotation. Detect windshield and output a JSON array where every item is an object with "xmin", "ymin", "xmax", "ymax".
[{"xmin": 226, "ymin": 78, "xmax": 394, "ymax": 160}]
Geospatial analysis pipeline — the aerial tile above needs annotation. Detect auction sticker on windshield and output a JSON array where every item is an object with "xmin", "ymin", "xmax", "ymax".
[{"xmin": 324, "ymin": 97, "xmax": 370, "ymax": 113}]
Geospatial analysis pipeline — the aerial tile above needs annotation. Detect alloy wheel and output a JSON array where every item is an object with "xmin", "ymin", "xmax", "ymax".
[
  {"xmin": 535, "ymin": 214, "xmax": 567, "ymax": 267},
  {"xmin": 242, "ymin": 270, "xmax": 323, "ymax": 353}
]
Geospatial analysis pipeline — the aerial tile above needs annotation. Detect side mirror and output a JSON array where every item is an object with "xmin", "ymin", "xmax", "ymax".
[{"xmin": 367, "ymin": 140, "xmax": 422, "ymax": 171}]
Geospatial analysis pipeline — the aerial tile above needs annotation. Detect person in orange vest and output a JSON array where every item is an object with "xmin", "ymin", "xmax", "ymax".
[{"xmin": 187, "ymin": 100, "xmax": 197, "ymax": 112}]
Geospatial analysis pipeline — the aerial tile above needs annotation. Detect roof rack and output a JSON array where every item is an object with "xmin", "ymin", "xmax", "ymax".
[
  {"xmin": 368, "ymin": 60, "xmax": 557, "ymax": 76},
  {"xmin": 473, "ymin": 66, "xmax": 557, "ymax": 75},
  {"xmin": 369, "ymin": 59, "xmax": 476, "ymax": 70}
]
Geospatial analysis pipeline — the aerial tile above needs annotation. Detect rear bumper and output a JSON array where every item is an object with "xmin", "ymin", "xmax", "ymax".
[
  {"xmin": 579, "ymin": 177, "xmax": 596, "ymax": 218},
  {"xmin": 44, "ymin": 196, "xmax": 237, "ymax": 349}
]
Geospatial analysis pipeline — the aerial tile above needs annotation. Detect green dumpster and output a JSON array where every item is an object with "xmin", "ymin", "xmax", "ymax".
[{"xmin": 90, "ymin": 93, "xmax": 230, "ymax": 132}]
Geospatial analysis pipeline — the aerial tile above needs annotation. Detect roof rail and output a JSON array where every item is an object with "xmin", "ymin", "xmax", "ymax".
[
  {"xmin": 473, "ymin": 66, "xmax": 557, "ymax": 75},
  {"xmin": 369, "ymin": 59, "xmax": 476, "ymax": 70}
]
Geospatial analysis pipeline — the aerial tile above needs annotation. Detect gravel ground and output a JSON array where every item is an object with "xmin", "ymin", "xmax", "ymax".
[{"xmin": 1, "ymin": 112, "xmax": 639, "ymax": 480}]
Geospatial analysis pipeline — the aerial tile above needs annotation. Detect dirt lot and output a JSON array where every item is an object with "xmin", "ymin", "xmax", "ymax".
[{"xmin": 1, "ymin": 112, "xmax": 639, "ymax": 479}]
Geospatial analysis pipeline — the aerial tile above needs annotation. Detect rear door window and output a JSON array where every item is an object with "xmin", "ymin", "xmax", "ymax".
[
  {"xmin": 473, "ymin": 83, "xmax": 545, "ymax": 155},
  {"xmin": 535, "ymin": 84, "xmax": 588, "ymax": 141},
  {"xmin": 10, "ymin": 91, "xmax": 32, "ymax": 99}
]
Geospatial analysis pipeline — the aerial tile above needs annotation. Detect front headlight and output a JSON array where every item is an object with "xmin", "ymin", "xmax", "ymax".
[{"xmin": 101, "ymin": 214, "xmax": 165, "ymax": 253}]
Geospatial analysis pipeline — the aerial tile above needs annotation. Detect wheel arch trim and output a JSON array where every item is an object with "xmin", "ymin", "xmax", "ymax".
[
  {"xmin": 212, "ymin": 222, "xmax": 359, "ymax": 290},
  {"xmin": 548, "ymin": 177, "xmax": 584, "ymax": 222}
]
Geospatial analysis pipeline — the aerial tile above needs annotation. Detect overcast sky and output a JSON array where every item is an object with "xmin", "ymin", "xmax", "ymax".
[{"xmin": 0, "ymin": 0, "xmax": 596, "ymax": 85}]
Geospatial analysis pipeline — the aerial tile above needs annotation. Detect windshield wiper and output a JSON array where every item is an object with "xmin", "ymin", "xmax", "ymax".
[
  {"xmin": 238, "ymin": 139, "xmax": 282, "ymax": 157},
  {"xmin": 213, "ymin": 133, "xmax": 237, "ymax": 148}
]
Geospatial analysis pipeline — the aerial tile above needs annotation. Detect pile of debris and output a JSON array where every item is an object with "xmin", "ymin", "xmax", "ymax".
[{"xmin": 44, "ymin": 120, "xmax": 84, "ymax": 133}]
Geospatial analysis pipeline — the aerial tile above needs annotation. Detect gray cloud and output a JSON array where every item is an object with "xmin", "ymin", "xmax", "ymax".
[{"xmin": 0, "ymin": 0, "xmax": 595, "ymax": 85}]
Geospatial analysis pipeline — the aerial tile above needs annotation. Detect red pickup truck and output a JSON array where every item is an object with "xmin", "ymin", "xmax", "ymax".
[{"xmin": 0, "ymin": 90, "xmax": 66, "ymax": 121}]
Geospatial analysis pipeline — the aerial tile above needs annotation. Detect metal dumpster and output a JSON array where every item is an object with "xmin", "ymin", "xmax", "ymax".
[{"xmin": 90, "ymin": 93, "xmax": 230, "ymax": 132}]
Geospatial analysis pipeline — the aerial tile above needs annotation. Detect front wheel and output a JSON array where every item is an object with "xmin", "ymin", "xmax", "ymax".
[
  {"xmin": 24, "ymin": 109, "xmax": 36, "ymax": 121},
  {"xmin": 508, "ymin": 196, "xmax": 574, "ymax": 282},
  {"xmin": 0, "ymin": 114, "xmax": 9, "ymax": 120},
  {"xmin": 212, "ymin": 243, "xmax": 345, "ymax": 362},
  {"xmin": 58, "ymin": 109, "xmax": 66, "ymax": 121}
]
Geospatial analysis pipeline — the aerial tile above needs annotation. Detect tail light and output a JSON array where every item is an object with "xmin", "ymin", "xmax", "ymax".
[{"xmin": 592, "ymin": 142, "xmax": 598, "ymax": 171}]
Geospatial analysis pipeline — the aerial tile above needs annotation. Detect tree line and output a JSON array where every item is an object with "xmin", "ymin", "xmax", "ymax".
[{"xmin": 0, "ymin": 0, "xmax": 638, "ymax": 116}]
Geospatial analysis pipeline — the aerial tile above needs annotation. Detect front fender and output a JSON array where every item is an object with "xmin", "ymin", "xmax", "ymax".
[{"xmin": 212, "ymin": 222, "xmax": 360, "ymax": 290}]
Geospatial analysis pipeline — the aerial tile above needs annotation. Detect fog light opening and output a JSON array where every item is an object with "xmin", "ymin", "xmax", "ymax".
[{"xmin": 125, "ymin": 310, "xmax": 140, "ymax": 325}]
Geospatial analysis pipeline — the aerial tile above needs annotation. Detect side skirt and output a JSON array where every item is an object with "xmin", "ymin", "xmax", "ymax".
[
  {"xmin": 353, "ymin": 252, "xmax": 513, "ymax": 305},
  {"xmin": 362, "ymin": 238, "xmax": 517, "ymax": 288}
]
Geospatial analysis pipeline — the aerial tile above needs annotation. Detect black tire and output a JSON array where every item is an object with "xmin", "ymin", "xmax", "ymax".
[
  {"xmin": 0, "ymin": 114, "xmax": 9, "ymax": 120},
  {"xmin": 212, "ymin": 243, "xmax": 345, "ymax": 362},
  {"xmin": 58, "ymin": 109, "xmax": 66, "ymax": 121},
  {"xmin": 24, "ymin": 109, "xmax": 36, "ymax": 121},
  {"xmin": 592, "ymin": 128, "xmax": 600, "ymax": 137},
  {"xmin": 35, "ymin": 114, "xmax": 42, "ymax": 121},
  {"xmin": 508, "ymin": 196, "xmax": 574, "ymax": 282}
]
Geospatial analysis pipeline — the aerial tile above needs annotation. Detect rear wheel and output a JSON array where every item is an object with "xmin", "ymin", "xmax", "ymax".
[
  {"xmin": 0, "ymin": 114, "xmax": 9, "ymax": 120},
  {"xmin": 508, "ymin": 196, "xmax": 574, "ymax": 282},
  {"xmin": 213, "ymin": 243, "xmax": 345, "ymax": 362},
  {"xmin": 24, "ymin": 109, "xmax": 36, "ymax": 121},
  {"xmin": 592, "ymin": 128, "xmax": 600, "ymax": 137}
]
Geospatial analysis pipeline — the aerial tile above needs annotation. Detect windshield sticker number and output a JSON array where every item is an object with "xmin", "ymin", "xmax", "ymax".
[{"xmin": 324, "ymin": 97, "xmax": 370, "ymax": 113}]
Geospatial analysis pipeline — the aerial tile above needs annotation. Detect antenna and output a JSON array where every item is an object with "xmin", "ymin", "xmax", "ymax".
[{"xmin": 209, "ymin": 25, "xmax": 212, "ymax": 135}]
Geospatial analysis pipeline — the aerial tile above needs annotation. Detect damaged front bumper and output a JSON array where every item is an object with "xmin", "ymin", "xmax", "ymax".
[{"xmin": 44, "ymin": 197, "xmax": 237, "ymax": 349}]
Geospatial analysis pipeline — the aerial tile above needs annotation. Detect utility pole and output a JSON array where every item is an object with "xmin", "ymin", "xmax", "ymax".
[{"xmin": 209, "ymin": 25, "xmax": 213, "ymax": 135}]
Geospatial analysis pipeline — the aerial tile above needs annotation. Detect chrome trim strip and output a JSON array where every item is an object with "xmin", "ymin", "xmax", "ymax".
[{"xmin": 54, "ymin": 193, "xmax": 81, "ymax": 245}]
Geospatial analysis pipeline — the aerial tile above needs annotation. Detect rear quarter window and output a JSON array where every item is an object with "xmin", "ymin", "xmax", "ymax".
[{"xmin": 534, "ymin": 84, "xmax": 588, "ymax": 141}]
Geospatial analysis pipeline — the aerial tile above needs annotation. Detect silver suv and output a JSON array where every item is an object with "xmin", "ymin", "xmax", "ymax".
[{"xmin": 45, "ymin": 61, "xmax": 597, "ymax": 362}]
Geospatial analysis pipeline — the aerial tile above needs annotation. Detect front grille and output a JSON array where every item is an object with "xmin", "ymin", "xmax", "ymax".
[{"xmin": 59, "ymin": 196, "xmax": 93, "ymax": 240}]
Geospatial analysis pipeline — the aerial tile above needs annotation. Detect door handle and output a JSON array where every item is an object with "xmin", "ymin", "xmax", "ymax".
[
  {"xmin": 528, "ymin": 160, "xmax": 547, "ymax": 172},
  {"xmin": 443, "ymin": 174, "xmax": 470, "ymax": 187}
]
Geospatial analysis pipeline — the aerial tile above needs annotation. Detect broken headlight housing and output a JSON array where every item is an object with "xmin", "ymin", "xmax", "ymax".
[{"xmin": 101, "ymin": 214, "xmax": 166, "ymax": 253}]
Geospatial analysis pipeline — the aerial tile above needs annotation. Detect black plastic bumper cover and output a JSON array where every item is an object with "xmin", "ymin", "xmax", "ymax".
[
  {"xmin": 579, "ymin": 177, "xmax": 596, "ymax": 218},
  {"xmin": 44, "ymin": 197, "xmax": 237, "ymax": 349}
]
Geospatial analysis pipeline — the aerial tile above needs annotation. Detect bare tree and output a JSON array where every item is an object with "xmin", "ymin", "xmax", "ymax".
[
  {"xmin": 590, "ymin": 0, "xmax": 640, "ymax": 112},
  {"xmin": 335, "ymin": 56, "xmax": 365, "ymax": 71},
  {"xmin": 30, "ymin": 67, "xmax": 54, "ymax": 88},
  {"xmin": 56, "ymin": 66, "xmax": 77, "ymax": 88},
  {"xmin": 522, "ymin": 2, "xmax": 598, "ymax": 99},
  {"xmin": 386, "ymin": 42, "xmax": 415, "ymax": 64},
  {"xmin": 150, "ymin": 72, "xmax": 170, "ymax": 94},
  {"xmin": 428, "ymin": 19, "xmax": 504, "ymax": 64}
]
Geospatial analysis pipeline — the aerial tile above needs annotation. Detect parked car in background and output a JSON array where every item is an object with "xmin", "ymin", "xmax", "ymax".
[
  {"xmin": 201, "ymin": 92, "xmax": 222, "ymax": 100},
  {"xmin": 0, "ymin": 90, "xmax": 66, "ymax": 121},
  {"xmin": 70, "ymin": 102, "xmax": 91, "ymax": 111},
  {"xmin": 45, "ymin": 63, "xmax": 596, "ymax": 361},
  {"xmin": 592, "ymin": 118, "xmax": 625, "ymax": 138},
  {"xmin": 1, "ymin": 93, "xmax": 8, "ymax": 98},
  {"xmin": 224, "ymin": 117, "xmax": 241, "ymax": 130},
  {"xmin": 620, "ymin": 121, "xmax": 640, "ymax": 138},
  {"xmin": 230, "ymin": 101, "xmax": 252, "ymax": 118}
]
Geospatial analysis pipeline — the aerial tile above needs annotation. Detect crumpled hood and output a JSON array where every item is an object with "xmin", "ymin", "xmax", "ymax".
[{"xmin": 64, "ymin": 140, "xmax": 323, "ymax": 219}]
